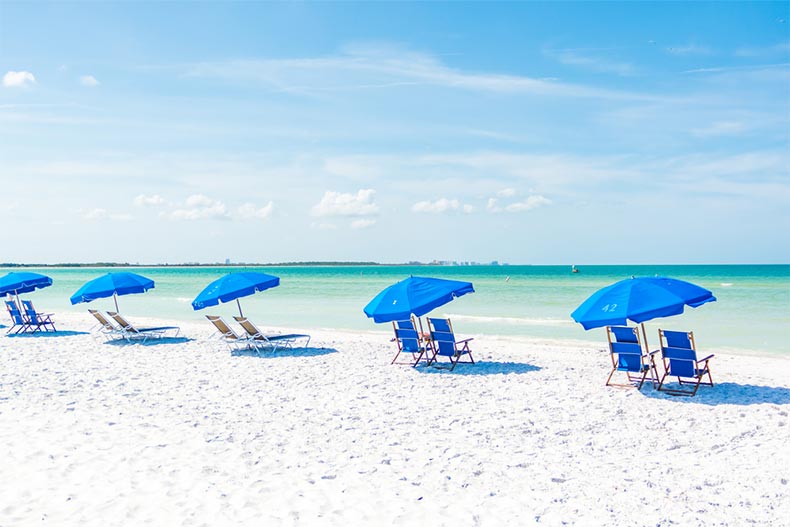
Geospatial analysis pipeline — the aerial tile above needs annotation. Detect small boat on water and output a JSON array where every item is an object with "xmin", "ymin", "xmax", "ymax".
[{"xmin": 571, "ymin": 265, "xmax": 579, "ymax": 274}]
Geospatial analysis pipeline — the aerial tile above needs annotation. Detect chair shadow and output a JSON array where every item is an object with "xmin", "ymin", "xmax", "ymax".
[
  {"xmin": 642, "ymin": 382, "xmax": 790, "ymax": 406},
  {"xmin": 416, "ymin": 361, "xmax": 541, "ymax": 376},
  {"xmin": 231, "ymin": 346, "xmax": 338, "ymax": 359},
  {"xmin": 6, "ymin": 330, "xmax": 91, "ymax": 338},
  {"xmin": 104, "ymin": 336, "xmax": 194, "ymax": 347}
]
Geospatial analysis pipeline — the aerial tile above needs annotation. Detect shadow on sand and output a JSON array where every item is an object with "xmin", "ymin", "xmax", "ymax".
[
  {"xmin": 642, "ymin": 382, "xmax": 790, "ymax": 406},
  {"xmin": 5, "ymin": 330, "xmax": 91, "ymax": 338},
  {"xmin": 417, "ymin": 360, "xmax": 541, "ymax": 376},
  {"xmin": 231, "ymin": 346, "xmax": 338, "ymax": 359},
  {"xmin": 104, "ymin": 336, "xmax": 195, "ymax": 347}
]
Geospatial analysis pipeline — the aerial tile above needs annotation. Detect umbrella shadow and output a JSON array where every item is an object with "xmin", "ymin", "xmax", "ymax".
[
  {"xmin": 104, "ymin": 336, "xmax": 195, "ymax": 347},
  {"xmin": 231, "ymin": 346, "xmax": 338, "ymax": 359},
  {"xmin": 417, "ymin": 361, "xmax": 541, "ymax": 376},
  {"xmin": 642, "ymin": 382, "xmax": 790, "ymax": 406},
  {"xmin": 6, "ymin": 330, "xmax": 91, "ymax": 338}
]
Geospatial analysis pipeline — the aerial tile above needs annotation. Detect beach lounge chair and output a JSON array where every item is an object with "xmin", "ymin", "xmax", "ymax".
[
  {"xmin": 206, "ymin": 315, "xmax": 253, "ymax": 353},
  {"xmin": 657, "ymin": 329, "xmax": 714, "ymax": 396},
  {"xmin": 233, "ymin": 316, "xmax": 311, "ymax": 353},
  {"xmin": 427, "ymin": 317, "xmax": 475, "ymax": 371},
  {"xmin": 107, "ymin": 311, "xmax": 181, "ymax": 343},
  {"xmin": 88, "ymin": 309, "xmax": 124, "ymax": 340},
  {"xmin": 605, "ymin": 325, "xmax": 658, "ymax": 389},
  {"xmin": 21, "ymin": 300, "xmax": 56, "ymax": 332},
  {"xmin": 5, "ymin": 300, "xmax": 30, "ymax": 334},
  {"xmin": 390, "ymin": 318, "xmax": 428, "ymax": 366}
]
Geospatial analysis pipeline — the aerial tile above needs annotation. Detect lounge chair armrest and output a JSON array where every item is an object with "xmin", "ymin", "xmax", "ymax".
[
  {"xmin": 699, "ymin": 354, "xmax": 715, "ymax": 362},
  {"xmin": 648, "ymin": 349, "xmax": 661, "ymax": 356},
  {"xmin": 456, "ymin": 337, "xmax": 474, "ymax": 344}
]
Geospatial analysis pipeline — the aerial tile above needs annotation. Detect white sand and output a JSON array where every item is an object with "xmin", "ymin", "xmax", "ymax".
[{"xmin": 1, "ymin": 312, "xmax": 789, "ymax": 526}]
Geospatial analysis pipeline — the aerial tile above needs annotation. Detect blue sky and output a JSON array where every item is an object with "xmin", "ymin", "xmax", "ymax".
[{"xmin": 1, "ymin": 2, "xmax": 788, "ymax": 264}]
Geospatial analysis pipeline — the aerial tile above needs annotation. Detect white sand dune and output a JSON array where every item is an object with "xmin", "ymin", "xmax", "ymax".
[{"xmin": 1, "ymin": 313, "xmax": 789, "ymax": 526}]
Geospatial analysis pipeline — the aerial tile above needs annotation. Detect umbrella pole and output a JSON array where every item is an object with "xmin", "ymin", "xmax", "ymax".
[
  {"xmin": 640, "ymin": 322, "xmax": 650, "ymax": 352},
  {"xmin": 236, "ymin": 298, "xmax": 243, "ymax": 318},
  {"xmin": 113, "ymin": 293, "xmax": 119, "ymax": 313}
]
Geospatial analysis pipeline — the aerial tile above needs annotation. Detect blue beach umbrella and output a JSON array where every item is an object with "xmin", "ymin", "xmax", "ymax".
[
  {"xmin": 571, "ymin": 276, "xmax": 716, "ymax": 346},
  {"xmin": 364, "ymin": 276, "xmax": 475, "ymax": 323},
  {"xmin": 0, "ymin": 271, "xmax": 53, "ymax": 310},
  {"xmin": 191, "ymin": 272, "xmax": 280, "ymax": 317},
  {"xmin": 0, "ymin": 272, "xmax": 53, "ymax": 296},
  {"xmin": 70, "ymin": 272, "xmax": 155, "ymax": 312}
]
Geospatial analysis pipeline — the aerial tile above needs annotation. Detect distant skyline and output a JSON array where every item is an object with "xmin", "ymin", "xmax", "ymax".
[{"xmin": 1, "ymin": 2, "xmax": 788, "ymax": 264}]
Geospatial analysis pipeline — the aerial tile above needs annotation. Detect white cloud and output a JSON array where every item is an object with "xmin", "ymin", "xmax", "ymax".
[
  {"xmin": 462, "ymin": 204, "xmax": 475, "ymax": 214},
  {"xmin": 311, "ymin": 189, "xmax": 378, "ymax": 217},
  {"xmin": 133, "ymin": 194, "xmax": 165, "ymax": 207},
  {"xmin": 80, "ymin": 75, "xmax": 99, "ymax": 87},
  {"xmin": 412, "ymin": 198, "xmax": 460, "ymax": 213},
  {"xmin": 504, "ymin": 195, "xmax": 552, "ymax": 212},
  {"xmin": 3, "ymin": 71, "xmax": 36, "ymax": 88},
  {"xmin": 351, "ymin": 218, "xmax": 377, "ymax": 229},
  {"xmin": 81, "ymin": 208, "xmax": 131, "ymax": 221},
  {"xmin": 237, "ymin": 201, "xmax": 274, "ymax": 220},
  {"xmin": 487, "ymin": 198, "xmax": 501, "ymax": 213},
  {"xmin": 497, "ymin": 188, "xmax": 516, "ymax": 198},
  {"xmin": 168, "ymin": 194, "xmax": 228, "ymax": 220}
]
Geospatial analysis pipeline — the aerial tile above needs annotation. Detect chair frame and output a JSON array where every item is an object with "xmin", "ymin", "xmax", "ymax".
[
  {"xmin": 87, "ymin": 309, "xmax": 125, "ymax": 341},
  {"xmin": 233, "ymin": 316, "xmax": 311, "ymax": 353},
  {"xmin": 206, "ymin": 315, "xmax": 254, "ymax": 353},
  {"xmin": 5, "ymin": 300, "xmax": 31, "ymax": 334},
  {"xmin": 426, "ymin": 317, "xmax": 475, "ymax": 371},
  {"xmin": 21, "ymin": 300, "xmax": 56, "ymax": 332},
  {"xmin": 657, "ymin": 329, "xmax": 714, "ymax": 396},
  {"xmin": 390, "ymin": 317, "xmax": 428, "ymax": 366},
  {"xmin": 107, "ymin": 311, "xmax": 181, "ymax": 343},
  {"xmin": 605, "ymin": 325, "xmax": 659, "ymax": 390}
]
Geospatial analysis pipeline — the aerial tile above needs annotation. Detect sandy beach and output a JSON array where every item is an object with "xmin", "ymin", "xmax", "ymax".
[{"xmin": 1, "ymin": 312, "xmax": 789, "ymax": 526}]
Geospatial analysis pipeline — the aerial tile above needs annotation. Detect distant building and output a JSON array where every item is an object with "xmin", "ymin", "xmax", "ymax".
[{"xmin": 225, "ymin": 258, "xmax": 231, "ymax": 265}]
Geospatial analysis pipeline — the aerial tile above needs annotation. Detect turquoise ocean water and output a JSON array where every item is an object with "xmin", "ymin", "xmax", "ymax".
[{"xmin": 2, "ymin": 265, "xmax": 788, "ymax": 356}]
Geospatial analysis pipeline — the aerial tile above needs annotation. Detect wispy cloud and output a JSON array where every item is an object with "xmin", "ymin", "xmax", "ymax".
[
  {"xmin": 81, "ymin": 208, "xmax": 132, "ymax": 221},
  {"xmin": 412, "ymin": 197, "xmax": 461, "ymax": 214},
  {"xmin": 350, "ymin": 218, "xmax": 376, "ymax": 229},
  {"xmin": 666, "ymin": 44, "xmax": 712, "ymax": 56},
  {"xmin": 543, "ymin": 48, "xmax": 635, "ymax": 76},
  {"xmin": 186, "ymin": 45, "xmax": 660, "ymax": 101},
  {"xmin": 3, "ymin": 70, "xmax": 36, "ymax": 88}
]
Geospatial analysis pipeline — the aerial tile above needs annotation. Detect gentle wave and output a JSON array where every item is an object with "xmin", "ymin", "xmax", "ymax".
[
  {"xmin": 720, "ymin": 283, "xmax": 733, "ymax": 287},
  {"xmin": 444, "ymin": 313, "xmax": 576, "ymax": 327}
]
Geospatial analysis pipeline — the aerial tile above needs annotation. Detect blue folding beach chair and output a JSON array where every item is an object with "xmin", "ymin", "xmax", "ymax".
[
  {"xmin": 657, "ymin": 329, "xmax": 714, "ymax": 396},
  {"xmin": 390, "ymin": 317, "xmax": 427, "ymax": 366},
  {"xmin": 22, "ymin": 300, "xmax": 56, "ymax": 332},
  {"xmin": 427, "ymin": 317, "xmax": 475, "ymax": 371},
  {"xmin": 605, "ymin": 326, "xmax": 658, "ymax": 389},
  {"xmin": 5, "ymin": 300, "xmax": 30, "ymax": 334}
]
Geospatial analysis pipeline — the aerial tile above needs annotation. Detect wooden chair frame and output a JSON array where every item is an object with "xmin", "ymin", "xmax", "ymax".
[
  {"xmin": 605, "ymin": 325, "xmax": 659, "ymax": 390},
  {"xmin": 657, "ymin": 329, "xmax": 714, "ymax": 396}
]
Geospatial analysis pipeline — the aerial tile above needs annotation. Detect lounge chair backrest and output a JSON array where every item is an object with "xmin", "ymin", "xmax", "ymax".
[
  {"xmin": 394, "ymin": 326, "xmax": 421, "ymax": 353},
  {"xmin": 607, "ymin": 326, "xmax": 645, "ymax": 372},
  {"xmin": 428, "ymin": 317, "xmax": 459, "ymax": 358},
  {"xmin": 107, "ymin": 311, "xmax": 136, "ymax": 333},
  {"xmin": 6, "ymin": 301, "xmax": 25, "ymax": 325},
  {"xmin": 207, "ymin": 315, "xmax": 241, "ymax": 340},
  {"xmin": 234, "ymin": 316, "xmax": 262, "ymax": 338},
  {"xmin": 88, "ymin": 309, "xmax": 116, "ymax": 330},
  {"xmin": 21, "ymin": 300, "xmax": 41, "ymax": 324},
  {"xmin": 660, "ymin": 330, "xmax": 697, "ymax": 378}
]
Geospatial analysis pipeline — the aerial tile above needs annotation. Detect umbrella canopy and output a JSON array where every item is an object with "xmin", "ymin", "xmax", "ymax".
[
  {"xmin": 192, "ymin": 272, "xmax": 280, "ymax": 315},
  {"xmin": 0, "ymin": 272, "xmax": 53, "ymax": 296},
  {"xmin": 364, "ymin": 276, "xmax": 475, "ymax": 323},
  {"xmin": 571, "ymin": 276, "xmax": 716, "ymax": 330},
  {"xmin": 70, "ymin": 272, "xmax": 155, "ymax": 311}
]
